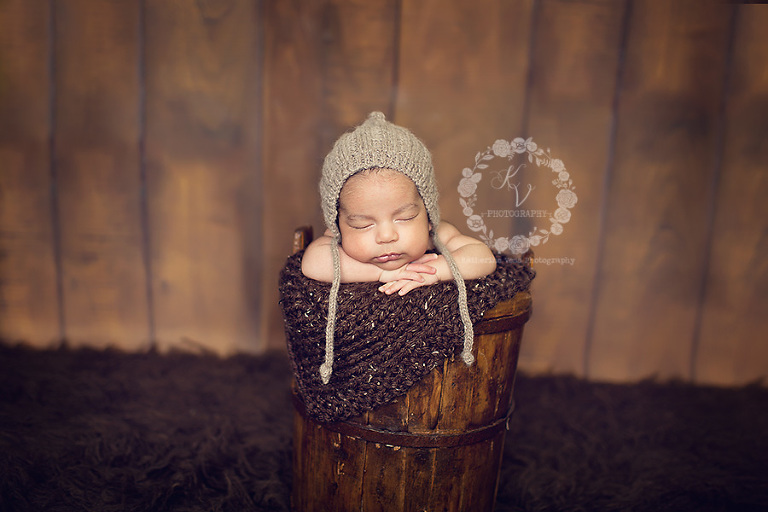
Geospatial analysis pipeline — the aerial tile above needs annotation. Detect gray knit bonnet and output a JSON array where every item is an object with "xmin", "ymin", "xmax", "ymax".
[{"xmin": 318, "ymin": 111, "xmax": 474, "ymax": 384}]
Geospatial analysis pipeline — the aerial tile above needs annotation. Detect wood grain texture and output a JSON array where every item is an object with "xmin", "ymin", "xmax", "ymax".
[
  {"xmin": 53, "ymin": 0, "xmax": 148, "ymax": 349},
  {"xmin": 521, "ymin": 0, "xmax": 627, "ymax": 376},
  {"xmin": 588, "ymin": 0, "xmax": 733, "ymax": 382},
  {"xmin": 360, "ymin": 443, "xmax": 407, "ymax": 511},
  {"xmin": 435, "ymin": 352, "xmax": 475, "ymax": 432},
  {"xmin": 457, "ymin": 433, "xmax": 505, "ymax": 511},
  {"xmin": 695, "ymin": 6, "xmax": 768, "ymax": 385},
  {"xmin": 305, "ymin": 421, "xmax": 338, "ymax": 509},
  {"xmin": 261, "ymin": 0, "xmax": 327, "ymax": 352},
  {"xmin": 425, "ymin": 446, "xmax": 460, "ymax": 510},
  {"xmin": 313, "ymin": 425, "xmax": 365, "ymax": 511},
  {"xmin": 0, "ymin": 0, "xmax": 60, "ymax": 346},
  {"xmin": 291, "ymin": 409, "xmax": 306, "ymax": 512},
  {"xmin": 406, "ymin": 365, "xmax": 443, "ymax": 433},
  {"xmin": 402, "ymin": 448, "xmax": 439, "ymax": 510},
  {"xmin": 144, "ymin": 0, "xmax": 263, "ymax": 354},
  {"xmin": 396, "ymin": 0, "xmax": 535, "ymax": 231},
  {"xmin": 322, "ymin": 0, "xmax": 399, "ymax": 133},
  {"xmin": 328, "ymin": 432, "xmax": 366, "ymax": 511},
  {"xmin": 366, "ymin": 395, "xmax": 408, "ymax": 433},
  {"xmin": 471, "ymin": 329, "xmax": 516, "ymax": 427}
]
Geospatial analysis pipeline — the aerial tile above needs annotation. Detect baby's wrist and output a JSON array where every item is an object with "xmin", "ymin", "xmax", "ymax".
[{"xmin": 378, "ymin": 268, "xmax": 397, "ymax": 283}]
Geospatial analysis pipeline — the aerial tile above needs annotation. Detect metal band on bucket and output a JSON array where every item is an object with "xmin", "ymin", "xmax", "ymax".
[{"xmin": 292, "ymin": 390, "xmax": 515, "ymax": 448}]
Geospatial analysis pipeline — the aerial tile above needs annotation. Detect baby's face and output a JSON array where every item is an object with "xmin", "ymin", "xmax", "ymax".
[{"xmin": 338, "ymin": 169, "xmax": 431, "ymax": 271}]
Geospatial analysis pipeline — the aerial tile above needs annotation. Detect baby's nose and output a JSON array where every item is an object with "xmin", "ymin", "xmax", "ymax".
[{"xmin": 376, "ymin": 223, "xmax": 398, "ymax": 243}]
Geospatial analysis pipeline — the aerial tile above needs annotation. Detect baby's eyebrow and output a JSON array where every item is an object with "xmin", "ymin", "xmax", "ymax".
[
  {"xmin": 343, "ymin": 213, "xmax": 374, "ymax": 222},
  {"xmin": 393, "ymin": 203, "xmax": 420, "ymax": 215},
  {"xmin": 341, "ymin": 203, "xmax": 420, "ymax": 221}
]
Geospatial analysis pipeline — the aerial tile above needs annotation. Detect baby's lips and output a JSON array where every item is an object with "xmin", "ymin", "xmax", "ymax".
[{"xmin": 374, "ymin": 252, "xmax": 402, "ymax": 263}]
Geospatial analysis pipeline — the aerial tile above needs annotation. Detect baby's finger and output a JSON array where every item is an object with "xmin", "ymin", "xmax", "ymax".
[
  {"xmin": 380, "ymin": 269, "xmax": 424, "ymax": 284},
  {"xmin": 405, "ymin": 263, "xmax": 436, "ymax": 274},
  {"xmin": 397, "ymin": 280, "xmax": 425, "ymax": 296},
  {"xmin": 403, "ymin": 270, "xmax": 426, "ymax": 282},
  {"xmin": 379, "ymin": 280, "xmax": 406, "ymax": 295}
]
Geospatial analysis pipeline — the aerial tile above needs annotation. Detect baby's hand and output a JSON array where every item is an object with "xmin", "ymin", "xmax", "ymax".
[
  {"xmin": 378, "ymin": 253, "xmax": 437, "ymax": 283},
  {"xmin": 378, "ymin": 253, "xmax": 440, "ymax": 296}
]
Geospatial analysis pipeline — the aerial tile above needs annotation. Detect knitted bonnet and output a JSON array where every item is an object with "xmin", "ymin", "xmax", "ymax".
[{"xmin": 317, "ymin": 111, "xmax": 474, "ymax": 384}]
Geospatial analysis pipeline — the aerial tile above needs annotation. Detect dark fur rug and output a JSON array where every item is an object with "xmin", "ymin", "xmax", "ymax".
[{"xmin": 1, "ymin": 344, "xmax": 766, "ymax": 512}]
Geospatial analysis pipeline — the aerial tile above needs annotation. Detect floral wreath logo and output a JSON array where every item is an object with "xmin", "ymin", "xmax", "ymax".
[{"xmin": 458, "ymin": 137, "xmax": 577, "ymax": 255}]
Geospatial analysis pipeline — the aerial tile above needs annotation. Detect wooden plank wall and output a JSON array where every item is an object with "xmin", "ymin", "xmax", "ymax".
[{"xmin": 1, "ymin": 0, "xmax": 766, "ymax": 386}]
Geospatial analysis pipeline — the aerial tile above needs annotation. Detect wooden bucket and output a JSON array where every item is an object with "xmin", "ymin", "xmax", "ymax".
[{"xmin": 291, "ymin": 289, "xmax": 532, "ymax": 512}]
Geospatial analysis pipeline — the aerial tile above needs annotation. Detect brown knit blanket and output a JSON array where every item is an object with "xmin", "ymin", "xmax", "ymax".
[{"xmin": 279, "ymin": 252, "xmax": 535, "ymax": 423}]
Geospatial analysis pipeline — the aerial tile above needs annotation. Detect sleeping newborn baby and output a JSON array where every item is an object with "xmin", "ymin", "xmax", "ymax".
[{"xmin": 300, "ymin": 112, "xmax": 496, "ymax": 383}]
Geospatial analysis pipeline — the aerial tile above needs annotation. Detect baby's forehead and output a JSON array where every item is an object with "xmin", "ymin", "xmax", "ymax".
[
  {"xmin": 342, "ymin": 168, "xmax": 417, "ymax": 192},
  {"xmin": 339, "ymin": 169, "xmax": 424, "ymax": 211}
]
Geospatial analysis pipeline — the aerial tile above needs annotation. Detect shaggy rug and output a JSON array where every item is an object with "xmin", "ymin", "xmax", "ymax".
[{"xmin": 0, "ymin": 344, "xmax": 766, "ymax": 512}]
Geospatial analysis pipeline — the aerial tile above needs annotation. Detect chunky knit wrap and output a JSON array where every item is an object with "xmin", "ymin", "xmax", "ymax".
[{"xmin": 280, "ymin": 251, "xmax": 535, "ymax": 424}]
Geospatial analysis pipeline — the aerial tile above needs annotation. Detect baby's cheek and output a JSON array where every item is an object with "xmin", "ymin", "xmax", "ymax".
[{"xmin": 340, "ymin": 235, "xmax": 372, "ymax": 261}]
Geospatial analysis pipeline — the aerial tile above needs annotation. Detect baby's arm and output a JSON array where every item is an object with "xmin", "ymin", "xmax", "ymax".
[
  {"xmin": 301, "ymin": 231, "xmax": 436, "ymax": 284},
  {"xmin": 379, "ymin": 222, "xmax": 496, "ymax": 296},
  {"xmin": 432, "ymin": 222, "xmax": 498, "ymax": 279}
]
